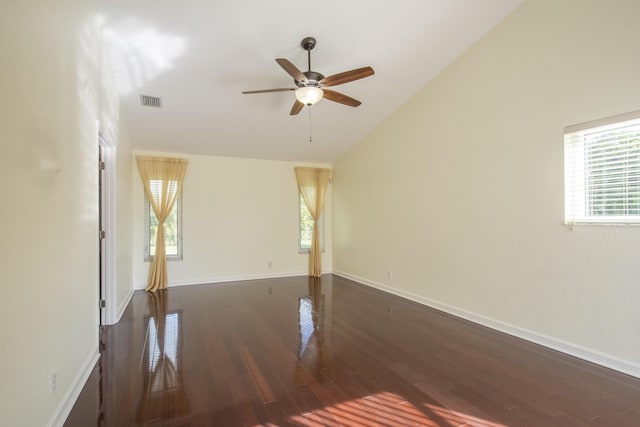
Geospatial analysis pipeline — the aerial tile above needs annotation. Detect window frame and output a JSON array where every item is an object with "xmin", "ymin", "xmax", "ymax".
[
  {"xmin": 298, "ymin": 192, "xmax": 325, "ymax": 253},
  {"xmin": 143, "ymin": 189, "xmax": 183, "ymax": 262},
  {"xmin": 564, "ymin": 110, "xmax": 640, "ymax": 225}
]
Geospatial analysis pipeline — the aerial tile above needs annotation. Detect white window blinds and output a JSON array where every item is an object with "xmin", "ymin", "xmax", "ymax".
[
  {"xmin": 299, "ymin": 193, "xmax": 324, "ymax": 252},
  {"xmin": 564, "ymin": 111, "xmax": 640, "ymax": 224},
  {"xmin": 144, "ymin": 179, "xmax": 182, "ymax": 260}
]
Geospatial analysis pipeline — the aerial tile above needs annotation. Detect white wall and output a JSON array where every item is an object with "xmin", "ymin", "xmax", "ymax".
[
  {"xmin": 132, "ymin": 152, "xmax": 332, "ymax": 288},
  {"xmin": 0, "ymin": 1, "xmax": 130, "ymax": 425},
  {"xmin": 333, "ymin": 0, "xmax": 640, "ymax": 375},
  {"xmin": 114, "ymin": 118, "xmax": 134, "ymax": 319}
]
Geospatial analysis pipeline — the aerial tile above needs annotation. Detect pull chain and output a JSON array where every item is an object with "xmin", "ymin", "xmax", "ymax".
[{"xmin": 308, "ymin": 106, "xmax": 313, "ymax": 143}]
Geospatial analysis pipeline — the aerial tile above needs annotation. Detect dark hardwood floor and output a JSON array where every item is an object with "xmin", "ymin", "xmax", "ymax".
[{"xmin": 64, "ymin": 275, "xmax": 640, "ymax": 426}]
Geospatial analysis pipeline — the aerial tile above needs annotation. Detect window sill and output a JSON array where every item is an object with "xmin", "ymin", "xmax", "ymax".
[
  {"xmin": 298, "ymin": 249, "xmax": 325, "ymax": 254},
  {"xmin": 564, "ymin": 221, "xmax": 640, "ymax": 231},
  {"xmin": 144, "ymin": 256, "xmax": 183, "ymax": 262}
]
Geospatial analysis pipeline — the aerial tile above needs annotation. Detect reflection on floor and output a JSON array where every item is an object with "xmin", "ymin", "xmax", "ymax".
[
  {"xmin": 138, "ymin": 291, "xmax": 189, "ymax": 422},
  {"xmin": 65, "ymin": 274, "xmax": 640, "ymax": 426}
]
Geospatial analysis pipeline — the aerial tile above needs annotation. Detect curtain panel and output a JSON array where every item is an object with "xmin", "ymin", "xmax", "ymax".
[
  {"xmin": 137, "ymin": 156, "xmax": 188, "ymax": 292},
  {"xmin": 294, "ymin": 167, "xmax": 330, "ymax": 277}
]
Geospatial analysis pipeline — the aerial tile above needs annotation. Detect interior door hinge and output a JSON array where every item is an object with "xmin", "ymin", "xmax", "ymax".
[
  {"xmin": 99, "ymin": 161, "xmax": 105, "ymax": 170},
  {"xmin": 99, "ymin": 230, "xmax": 106, "ymax": 240},
  {"xmin": 99, "ymin": 299, "xmax": 106, "ymax": 308}
]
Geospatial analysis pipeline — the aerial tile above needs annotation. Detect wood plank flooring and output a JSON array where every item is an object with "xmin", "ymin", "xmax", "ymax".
[{"xmin": 64, "ymin": 275, "xmax": 640, "ymax": 426}]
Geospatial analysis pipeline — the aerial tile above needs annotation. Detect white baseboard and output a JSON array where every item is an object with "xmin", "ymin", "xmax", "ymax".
[
  {"xmin": 171, "ymin": 271, "xmax": 309, "ymax": 287},
  {"xmin": 333, "ymin": 270, "xmax": 640, "ymax": 379},
  {"xmin": 46, "ymin": 350, "xmax": 100, "ymax": 427},
  {"xmin": 114, "ymin": 288, "xmax": 134, "ymax": 324},
  {"xmin": 134, "ymin": 270, "xmax": 331, "ymax": 290}
]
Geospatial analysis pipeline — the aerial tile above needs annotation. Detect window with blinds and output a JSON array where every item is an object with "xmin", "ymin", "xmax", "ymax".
[
  {"xmin": 299, "ymin": 193, "xmax": 324, "ymax": 252},
  {"xmin": 144, "ymin": 180, "xmax": 183, "ymax": 261},
  {"xmin": 564, "ymin": 111, "xmax": 640, "ymax": 224}
]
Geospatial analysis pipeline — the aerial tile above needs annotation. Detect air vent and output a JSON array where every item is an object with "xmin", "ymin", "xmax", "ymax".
[{"xmin": 139, "ymin": 94, "xmax": 162, "ymax": 108}]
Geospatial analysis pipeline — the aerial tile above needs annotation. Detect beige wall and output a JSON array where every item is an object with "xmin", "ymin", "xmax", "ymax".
[
  {"xmin": 0, "ymin": 1, "xmax": 131, "ymax": 425},
  {"xmin": 132, "ymin": 152, "xmax": 332, "ymax": 288},
  {"xmin": 333, "ymin": 0, "xmax": 640, "ymax": 374}
]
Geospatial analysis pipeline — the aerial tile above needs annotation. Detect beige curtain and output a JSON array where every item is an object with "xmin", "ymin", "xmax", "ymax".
[
  {"xmin": 295, "ymin": 167, "xmax": 330, "ymax": 277},
  {"xmin": 137, "ymin": 156, "xmax": 188, "ymax": 292}
]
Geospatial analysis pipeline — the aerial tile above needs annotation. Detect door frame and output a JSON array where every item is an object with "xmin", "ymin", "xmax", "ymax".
[{"xmin": 99, "ymin": 131, "xmax": 117, "ymax": 325}]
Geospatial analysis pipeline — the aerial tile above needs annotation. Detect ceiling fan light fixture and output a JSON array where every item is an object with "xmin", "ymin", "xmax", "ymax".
[{"xmin": 295, "ymin": 86, "xmax": 323, "ymax": 106}]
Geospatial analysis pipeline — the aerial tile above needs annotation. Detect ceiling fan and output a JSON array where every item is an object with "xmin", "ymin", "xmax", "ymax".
[{"xmin": 242, "ymin": 37, "xmax": 375, "ymax": 115}]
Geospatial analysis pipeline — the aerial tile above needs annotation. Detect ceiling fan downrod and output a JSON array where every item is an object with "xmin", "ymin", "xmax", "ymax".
[{"xmin": 301, "ymin": 37, "xmax": 316, "ymax": 72}]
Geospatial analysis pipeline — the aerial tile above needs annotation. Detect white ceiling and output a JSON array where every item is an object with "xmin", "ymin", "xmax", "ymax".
[{"xmin": 97, "ymin": 0, "xmax": 523, "ymax": 163}]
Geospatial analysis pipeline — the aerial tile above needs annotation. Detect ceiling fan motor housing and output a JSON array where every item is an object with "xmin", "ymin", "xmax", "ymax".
[{"xmin": 296, "ymin": 71, "xmax": 325, "ymax": 88}]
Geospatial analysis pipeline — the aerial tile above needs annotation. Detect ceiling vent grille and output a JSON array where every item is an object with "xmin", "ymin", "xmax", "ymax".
[{"xmin": 139, "ymin": 94, "xmax": 162, "ymax": 108}]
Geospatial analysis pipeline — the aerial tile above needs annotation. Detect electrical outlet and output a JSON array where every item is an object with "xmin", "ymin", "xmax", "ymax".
[
  {"xmin": 387, "ymin": 271, "xmax": 393, "ymax": 279},
  {"xmin": 50, "ymin": 372, "xmax": 57, "ymax": 394},
  {"xmin": 268, "ymin": 261, "xmax": 272, "ymax": 268}
]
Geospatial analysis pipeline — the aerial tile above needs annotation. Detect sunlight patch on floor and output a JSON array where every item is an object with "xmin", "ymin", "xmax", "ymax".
[{"xmin": 287, "ymin": 391, "xmax": 506, "ymax": 426}]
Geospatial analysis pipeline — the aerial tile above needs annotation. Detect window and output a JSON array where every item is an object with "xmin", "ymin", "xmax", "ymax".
[
  {"xmin": 564, "ymin": 111, "xmax": 640, "ymax": 224},
  {"xmin": 144, "ymin": 180, "xmax": 183, "ymax": 261},
  {"xmin": 299, "ymin": 193, "xmax": 324, "ymax": 252}
]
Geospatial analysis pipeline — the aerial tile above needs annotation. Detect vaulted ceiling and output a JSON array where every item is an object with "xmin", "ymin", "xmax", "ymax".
[{"xmin": 97, "ymin": 0, "xmax": 523, "ymax": 163}]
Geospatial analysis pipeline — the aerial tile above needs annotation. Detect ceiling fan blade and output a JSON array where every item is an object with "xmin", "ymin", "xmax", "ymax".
[
  {"xmin": 290, "ymin": 100, "xmax": 304, "ymax": 115},
  {"xmin": 276, "ymin": 58, "xmax": 307, "ymax": 83},
  {"xmin": 319, "ymin": 66, "xmax": 374, "ymax": 87},
  {"xmin": 323, "ymin": 89, "xmax": 362, "ymax": 107},
  {"xmin": 242, "ymin": 88, "xmax": 294, "ymax": 94}
]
